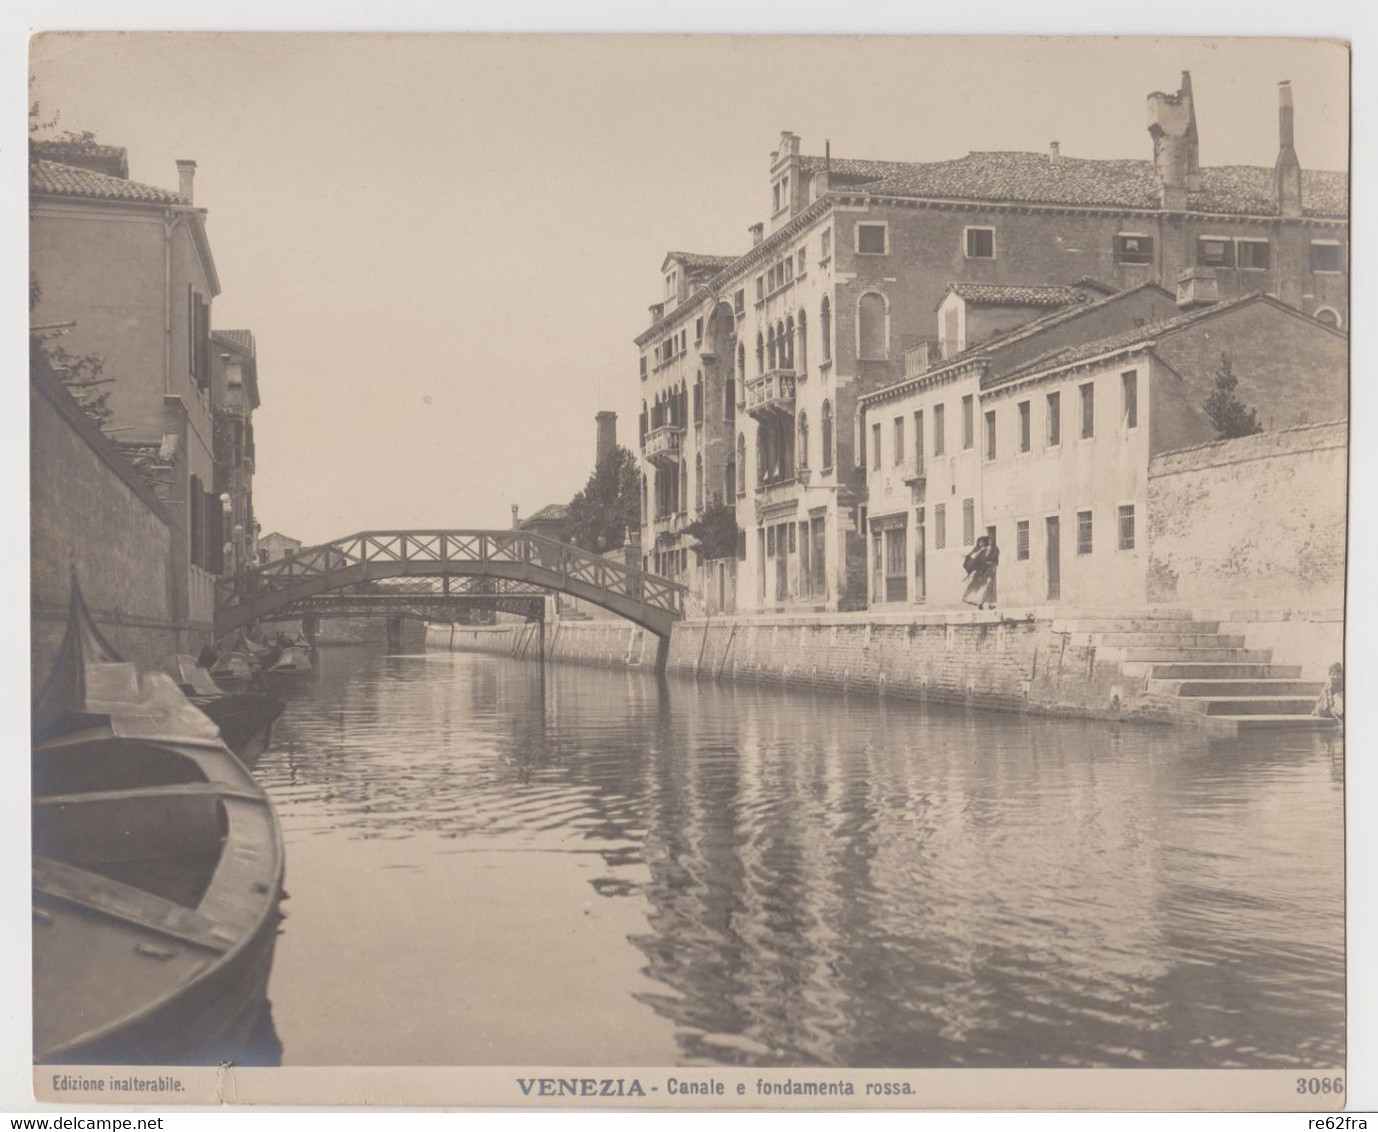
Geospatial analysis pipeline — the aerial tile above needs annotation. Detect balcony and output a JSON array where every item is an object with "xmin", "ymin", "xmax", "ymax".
[
  {"xmin": 644, "ymin": 424, "xmax": 684, "ymax": 468},
  {"xmin": 745, "ymin": 367, "xmax": 796, "ymax": 420},
  {"xmin": 902, "ymin": 461, "xmax": 926, "ymax": 487}
]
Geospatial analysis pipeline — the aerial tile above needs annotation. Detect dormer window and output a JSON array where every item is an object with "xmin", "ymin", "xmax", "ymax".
[{"xmin": 665, "ymin": 269, "xmax": 678, "ymax": 299}]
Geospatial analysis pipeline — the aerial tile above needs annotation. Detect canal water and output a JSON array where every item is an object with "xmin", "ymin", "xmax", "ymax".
[{"xmin": 255, "ymin": 644, "xmax": 1345, "ymax": 1069}]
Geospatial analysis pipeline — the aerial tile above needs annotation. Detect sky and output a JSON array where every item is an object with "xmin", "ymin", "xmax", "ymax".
[{"xmin": 28, "ymin": 34, "xmax": 1349, "ymax": 544}]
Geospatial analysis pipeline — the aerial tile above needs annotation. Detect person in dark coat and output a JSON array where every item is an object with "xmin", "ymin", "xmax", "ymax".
[{"xmin": 962, "ymin": 535, "xmax": 999, "ymax": 610}]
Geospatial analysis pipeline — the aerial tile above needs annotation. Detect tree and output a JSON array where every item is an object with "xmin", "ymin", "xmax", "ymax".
[
  {"xmin": 682, "ymin": 501, "xmax": 742, "ymax": 561},
  {"xmin": 567, "ymin": 445, "xmax": 640, "ymax": 552},
  {"xmin": 1203, "ymin": 353, "xmax": 1261, "ymax": 440}
]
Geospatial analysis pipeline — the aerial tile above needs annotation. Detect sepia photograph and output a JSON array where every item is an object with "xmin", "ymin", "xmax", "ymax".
[{"xmin": 19, "ymin": 27, "xmax": 1359, "ymax": 1112}]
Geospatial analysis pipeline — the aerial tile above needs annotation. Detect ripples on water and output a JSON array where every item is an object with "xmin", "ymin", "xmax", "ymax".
[{"xmin": 255, "ymin": 644, "xmax": 1345, "ymax": 1069}]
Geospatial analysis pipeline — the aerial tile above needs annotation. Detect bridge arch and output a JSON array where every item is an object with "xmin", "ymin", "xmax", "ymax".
[{"xmin": 216, "ymin": 530, "xmax": 686, "ymax": 644}]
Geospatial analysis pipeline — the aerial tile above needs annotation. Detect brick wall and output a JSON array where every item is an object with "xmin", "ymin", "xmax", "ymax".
[
  {"xmin": 426, "ymin": 619, "xmax": 655, "ymax": 668},
  {"xmin": 30, "ymin": 366, "xmax": 200, "ymax": 685},
  {"xmin": 1146, "ymin": 419, "xmax": 1347, "ymax": 612}
]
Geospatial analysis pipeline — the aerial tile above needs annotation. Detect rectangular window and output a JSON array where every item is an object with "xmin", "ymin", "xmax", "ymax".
[
  {"xmin": 756, "ymin": 276, "xmax": 764, "ymax": 302},
  {"xmin": 1118, "ymin": 504, "xmax": 1135, "ymax": 551},
  {"xmin": 857, "ymin": 224, "xmax": 887, "ymax": 254},
  {"xmin": 797, "ymin": 248, "xmax": 807, "ymax": 276},
  {"xmin": 783, "ymin": 257, "xmax": 793, "ymax": 283},
  {"xmin": 893, "ymin": 417, "xmax": 905, "ymax": 465},
  {"xmin": 695, "ymin": 317, "xmax": 703, "ymax": 342},
  {"xmin": 1310, "ymin": 241, "xmax": 1342, "ymax": 273},
  {"xmin": 189, "ymin": 472, "xmax": 203, "ymax": 568},
  {"xmin": 640, "ymin": 356, "xmax": 647, "ymax": 379},
  {"xmin": 872, "ymin": 422, "xmax": 882, "ymax": 471},
  {"xmin": 933, "ymin": 404, "xmax": 946, "ymax": 456},
  {"xmin": 1121, "ymin": 370, "xmax": 1138, "ymax": 429},
  {"xmin": 734, "ymin": 289, "xmax": 745, "ymax": 316},
  {"xmin": 1197, "ymin": 237, "xmax": 1234, "ymax": 268},
  {"xmin": 1016, "ymin": 519, "xmax": 1030, "ymax": 560},
  {"xmin": 821, "ymin": 229, "xmax": 831, "ymax": 260},
  {"xmin": 884, "ymin": 526, "xmax": 908, "ymax": 602},
  {"xmin": 1018, "ymin": 401, "xmax": 1031, "ymax": 453},
  {"xmin": 914, "ymin": 410, "xmax": 924, "ymax": 473},
  {"xmin": 789, "ymin": 522, "xmax": 797, "ymax": 554},
  {"xmin": 935, "ymin": 503, "xmax": 946, "ymax": 550},
  {"xmin": 962, "ymin": 395, "xmax": 974, "ymax": 449},
  {"xmin": 1114, "ymin": 233, "xmax": 1154, "ymax": 265},
  {"xmin": 964, "ymin": 226, "xmax": 995, "ymax": 259},
  {"xmin": 1080, "ymin": 382, "xmax": 1095, "ymax": 439},
  {"xmin": 1046, "ymin": 391, "xmax": 1061, "ymax": 446},
  {"xmin": 984, "ymin": 410, "xmax": 997, "ymax": 461},
  {"xmin": 1077, "ymin": 510, "xmax": 1093, "ymax": 555},
  {"xmin": 962, "ymin": 499, "xmax": 976, "ymax": 546},
  {"xmin": 767, "ymin": 526, "xmax": 776, "ymax": 555},
  {"xmin": 1236, "ymin": 239, "xmax": 1270, "ymax": 270}
]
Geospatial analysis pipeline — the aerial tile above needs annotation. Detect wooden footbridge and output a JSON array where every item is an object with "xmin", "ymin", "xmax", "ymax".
[{"xmin": 216, "ymin": 529, "xmax": 686, "ymax": 667}]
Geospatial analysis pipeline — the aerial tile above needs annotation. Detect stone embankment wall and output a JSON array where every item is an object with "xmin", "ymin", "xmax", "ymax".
[
  {"xmin": 1147, "ymin": 420, "xmax": 1346, "ymax": 678},
  {"xmin": 429, "ymin": 612, "xmax": 1170, "ymax": 722},
  {"xmin": 427, "ymin": 620, "xmax": 656, "ymax": 668}
]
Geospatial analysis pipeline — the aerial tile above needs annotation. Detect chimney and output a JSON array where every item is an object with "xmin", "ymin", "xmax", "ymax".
[
  {"xmin": 1049, "ymin": 141, "xmax": 1061, "ymax": 165},
  {"xmin": 749, "ymin": 222, "xmax": 764, "ymax": 246},
  {"xmin": 1146, "ymin": 72, "xmax": 1201, "ymax": 209},
  {"xmin": 511, "ymin": 504, "xmax": 520, "ymax": 529},
  {"xmin": 595, "ymin": 410, "xmax": 617, "ymax": 466},
  {"xmin": 175, "ymin": 159, "xmax": 196, "ymax": 203},
  {"xmin": 1175, "ymin": 266, "xmax": 1219, "ymax": 310},
  {"xmin": 1275, "ymin": 80, "xmax": 1303, "ymax": 218}
]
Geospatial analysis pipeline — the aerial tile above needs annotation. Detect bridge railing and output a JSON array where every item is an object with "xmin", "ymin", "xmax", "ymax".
[{"xmin": 219, "ymin": 529, "xmax": 687, "ymax": 620}]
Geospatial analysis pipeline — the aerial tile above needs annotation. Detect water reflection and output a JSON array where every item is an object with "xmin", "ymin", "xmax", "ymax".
[{"xmin": 257, "ymin": 645, "xmax": 1344, "ymax": 1068}]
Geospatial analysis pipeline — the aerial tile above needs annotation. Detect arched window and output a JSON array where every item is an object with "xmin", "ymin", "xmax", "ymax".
[
  {"xmin": 858, "ymin": 292, "xmax": 887, "ymax": 360},
  {"xmin": 767, "ymin": 326, "xmax": 777, "ymax": 370},
  {"xmin": 639, "ymin": 401, "xmax": 648, "ymax": 447},
  {"xmin": 784, "ymin": 317, "xmax": 795, "ymax": 368},
  {"xmin": 820, "ymin": 296, "xmax": 832, "ymax": 361},
  {"xmin": 641, "ymin": 474, "xmax": 648, "ymax": 520},
  {"xmin": 797, "ymin": 310, "xmax": 808, "ymax": 373},
  {"xmin": 693, "ymin": 371, "xmax": 703, "ymax": 425},
  {"xmin": 1315, "ymin": 306, "xmax": 1342, "ymax": 329},
  {"xmin": 757, "ymin": 428, "xmax": 768, "ymax": 486},
  {"xmin": 797, "ymin": 411, "xmax": 809, "ymax": 469},
  {"xmin": 737, "ymin": 342, "xmax": 746, "ymax": 383},
  {"xmin": 756, "ymin": 332, "xmax": 765, "ymax": 375},
  {"xmin": 695, "ymin": 453, "xmax": 703, "ymax": 511},
  {"xmin": 679, "ymin": 460, "xmax": 688, "ymax": 514},
  {"xmin": 736, "ymin": 433, "xmax": 746, "ymax": 495},
  {"xmin": 822, "ymin": 400, "xmax": 834, "ymax": 470}
]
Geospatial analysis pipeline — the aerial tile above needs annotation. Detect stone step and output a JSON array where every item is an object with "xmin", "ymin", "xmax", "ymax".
[
  {"xmin": 1055, "ymin": 618, "xmax": 1221, "ymax": 634},
  {"xmin": 1204, "ymin": 714, "xmax": 1341, "ymax": 736},
  {"xmin": 1114, "ymin": 647, "xmax": 1274, "ymax": 663},
  {"xmin": 1126, "ymin": 662, "xmax": 1303, "ymax": 680},
  {"xmin": 1093, "ymin": 632, "xmax": 1247, "ymax": 648},
  {"xmin": 1187, "ymin": 696, "xmax": 1320, "ymax": 716},
  {"xmin": 1150, "ymin": 678, "xmax": 1324, "ymax": 698},
  {"xmin": 1052, "ymin": 607, "xmax": 1197, "ymax": 620}
]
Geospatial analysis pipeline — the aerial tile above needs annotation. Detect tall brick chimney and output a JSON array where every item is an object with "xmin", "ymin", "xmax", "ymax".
[
  {"xmin": 175, "ymin": 159, "xmax": 196, "ymax": 203},
  {"xmin": 1275, "ymin": 81, "xmax": 1303, "ymax": 218},
  {"xmin": 1146, "ymin": 72, "xmax": 1201, "ymax": 210},
  {"xmin": 595, "ymin": 410, "xmax": 617, "ymax": 466}
]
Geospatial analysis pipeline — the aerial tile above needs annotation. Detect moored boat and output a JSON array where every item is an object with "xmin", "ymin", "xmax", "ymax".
[
  {"xmin": 32, "ymin": 582, "xmax": 285, "ymax": 1065},
  {"xmin": 258, "ymin": 644, "xmax": 314, "ymax": 693},
  {"xmin": 174, "ymin": 656, "xmax": 285, "ymax": 772}
]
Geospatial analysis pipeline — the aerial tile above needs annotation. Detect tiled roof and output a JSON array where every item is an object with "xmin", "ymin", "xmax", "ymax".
[
  {"xmin": 944, "ymin": 283, "xmax": 1089, "ymax": 308},
  {"xmin": 30, "ymin": 139, "xmax": 129, "ymax": 176},
  {"xmin": 972, "ymin": 282, "xmax": 1173, "ymax": 355},
  {"xmin": 30, "ymin": 158, "xmax": 187, "ymax": 206},
  {"xmin": 987, "ymin": 292, "xmax": 1327, "ymax": 388},
  {"xmin": 800, "ymin": 155, "xmax": 928, "ymax": 183},
  {"xmin": 849, "ymin": 151, "xmax": 1347, "ymax": 219},
  {"xmin": 213, "ymin": 329, "xmax": 256, "ymax": 355},
  {"xmin": 523, "ymin": 503, "xmax": 570, "ymax": 525},
  {"xmin": 666, "ymin": 251, "xmax": 738, "ymax": 272}
]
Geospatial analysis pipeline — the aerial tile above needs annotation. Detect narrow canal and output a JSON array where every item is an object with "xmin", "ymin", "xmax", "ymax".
[{"xmin": 255, "ymin": 643, "xmax": 1345, "ymax": 1069}]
